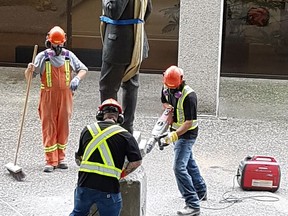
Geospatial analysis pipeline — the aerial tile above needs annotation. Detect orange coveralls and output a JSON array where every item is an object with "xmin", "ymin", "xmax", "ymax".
[{"xmin": 38, "ymin": 59, "xmax": 72, "ymax": 166}]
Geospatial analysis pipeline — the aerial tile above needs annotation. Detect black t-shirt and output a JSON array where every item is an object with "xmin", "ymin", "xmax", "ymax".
[
  {"xmin": 161, "ymin": 86, "xmax": 198, "ymax": 139},
  {"xmin": 76, "ymin": 121, "xmax": 142, "ymax": 193}
]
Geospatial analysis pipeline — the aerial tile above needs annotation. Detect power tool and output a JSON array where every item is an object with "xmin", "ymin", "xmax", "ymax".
[
  {"xmin": 237, "ymin": 155, "xmax": 281, "ymax": 192},
  {"xmin": 145, "ymin": 108, "xmax": 173, "ymax": 154}
]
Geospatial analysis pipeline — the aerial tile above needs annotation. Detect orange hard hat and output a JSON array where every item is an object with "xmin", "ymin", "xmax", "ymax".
[
  {"xmin": 98, "ymin": 98, "xmax": 123, "ymax": 114},
  {"xmin": 46, "ymin": 26, "xmax": 66, "ymax": 45},
  {"xmin": 163, "ymin": 65, "xmax": 183, "ymax": 88}
]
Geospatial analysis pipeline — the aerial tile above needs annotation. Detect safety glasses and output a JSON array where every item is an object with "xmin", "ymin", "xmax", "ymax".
[{"xmin": 102, "ymin": 106, "xmax": 119, "ymax": 113}]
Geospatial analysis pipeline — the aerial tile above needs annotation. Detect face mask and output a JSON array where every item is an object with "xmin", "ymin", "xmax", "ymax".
[
  {"xmin": 52, "ymin": 44, "xmax": 63, "ymax": 56},
  {"xmin": 163, "ymin": 88, "xmax": 182, "ymax": 99},
  {"xmin": 52, "ymin": 45, "xmax": 63, "ymax": 56}
]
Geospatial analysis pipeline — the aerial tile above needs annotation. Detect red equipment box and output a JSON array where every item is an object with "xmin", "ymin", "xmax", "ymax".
[{"xmin": 237, "ymin": 155, "xmax": 281, "ymax": 192}]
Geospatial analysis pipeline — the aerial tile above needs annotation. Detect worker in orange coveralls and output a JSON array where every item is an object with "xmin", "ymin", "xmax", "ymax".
[{"xmin": 24, "ymin": 26, "xmax": 88, "ymax": 172}]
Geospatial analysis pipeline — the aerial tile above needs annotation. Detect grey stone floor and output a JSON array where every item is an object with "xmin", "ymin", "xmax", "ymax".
[{"xmin": 0, "ymin": 67, "xmax": 287, "ymax": 216}]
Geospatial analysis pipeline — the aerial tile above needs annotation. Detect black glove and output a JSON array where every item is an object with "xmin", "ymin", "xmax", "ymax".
[{"xmin": 75, "ymin": 152, "xmax": 82, "ymax": 166}]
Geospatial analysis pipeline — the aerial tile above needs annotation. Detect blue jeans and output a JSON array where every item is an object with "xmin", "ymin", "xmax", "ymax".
[
  {"xmin": 69, "ymin": 186, "xmax": 122, "ymax": 216},
  {"xmin": 173, "ymin": 138, "xmax": 206, "ymax": 209}
]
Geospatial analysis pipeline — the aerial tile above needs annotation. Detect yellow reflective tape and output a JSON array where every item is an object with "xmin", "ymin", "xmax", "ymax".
[
  {"xmin": 65, "ymin": 60, "xmax": 70, "ymax": 86},
  {"xmin": 57, "ymin": 143, "xmax": 67, "ymax": 150},
  {"xmin": 45, "ymin": 61, "xmax": 52, "ymax": 87},
  {"xmin": 103, "ymin": 141, "xmax": 114, "ymax": 166},
  {"xmin": 86, "ymin": 128, "xmax": 124, "ymax": 161},
  {"xmin": 80, "ymin": 161, "xmax": 121, "ymax": 179},
  {"xmin": 173, "ymin": 85, "xmax": 197, "ymax": 131},
  {"xmin": 79, "ymin": 168, "xmax": 119, "ymax": 179},
  {"xmin": 82, "ymin": 161, "xmax": 121, "ymax": 173},
  {"xmin": 98, "ymin": 146, "xmax": 107, "ymax": 165},
  {"xmin": 83, "ymin": 124, "xmax": 125, "ymax": 161},
  {"xmin": 80, "ymin": 124, "xmax": 125, "ymax": 179},
  {"xmin": 44, "ymin": 144, "xmax": 58, "ymax": 153},
  {"xmin": 172, "ymin": 120, "xmax": 198, "ymax": 130}
]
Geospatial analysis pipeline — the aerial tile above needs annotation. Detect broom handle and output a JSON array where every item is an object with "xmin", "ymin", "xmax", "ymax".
[{"xmin": 14, "ymin": 45, "xmax": 38, "ymax": 165}]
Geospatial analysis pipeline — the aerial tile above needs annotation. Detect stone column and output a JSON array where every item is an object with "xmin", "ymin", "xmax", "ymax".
[{"xmin": 178, "ymin": 0, "xmax": 224, "ymax": 115}]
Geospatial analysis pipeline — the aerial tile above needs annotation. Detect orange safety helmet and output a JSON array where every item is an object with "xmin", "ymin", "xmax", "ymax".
[
  {"xmin": 163, "ymin": 65, "xmax": 184, "ymax": 88},
  {"xmin": 98, "ymin": 98, "xmax": 123, "ymax": 114},
  {"xmin": 46, "ymin": 26, "xmax": 66, "ymax": 45}
]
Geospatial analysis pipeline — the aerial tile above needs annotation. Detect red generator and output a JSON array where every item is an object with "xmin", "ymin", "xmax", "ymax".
[{"xmin": 237, "ymin": 155, "xmax": 281, "ymax": 192}]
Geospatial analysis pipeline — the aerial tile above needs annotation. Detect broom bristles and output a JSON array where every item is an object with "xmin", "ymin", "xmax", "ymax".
[{"xmin": 8, "ymin": 169, "xmax": 26, "ymax": 181}]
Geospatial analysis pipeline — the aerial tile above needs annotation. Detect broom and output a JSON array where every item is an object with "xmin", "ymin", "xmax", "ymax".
[{"xmin": 5, "ymin": 45, "xmax": 38, "ymax": 181}]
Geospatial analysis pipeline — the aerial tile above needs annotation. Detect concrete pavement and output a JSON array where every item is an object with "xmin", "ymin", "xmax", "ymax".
[{"xmin": 0, "ymin": 67, "xmax": 287, "ymax": 216}]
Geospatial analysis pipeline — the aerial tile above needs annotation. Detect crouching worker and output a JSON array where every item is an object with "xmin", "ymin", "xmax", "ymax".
[{"xmin": 70, "ymin": 98, "xmax": 142, "ymax": 216}]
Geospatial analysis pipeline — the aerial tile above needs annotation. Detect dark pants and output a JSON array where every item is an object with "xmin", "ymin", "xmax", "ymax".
[
  {"xmin": 99, "ymin": 61, "xmax": 139, "ymax": 134},
  {"xmin": 69, "ymin": 186, "xmax": 122, "ymax": 216}
]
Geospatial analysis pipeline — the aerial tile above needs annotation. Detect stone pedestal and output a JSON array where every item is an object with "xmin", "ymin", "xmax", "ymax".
[
  {"xmin": 88, "ymin": 166, "xmax": 147, "ymax": 216},
  {"xmin": 119, "ymin": 131, "xmax": 147, "ymax": 216},
  {"xmin": 120, "ymin": 165, "xmax": 147, "ymax": 216}
]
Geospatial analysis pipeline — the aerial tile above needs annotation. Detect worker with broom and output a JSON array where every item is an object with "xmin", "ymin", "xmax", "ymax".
[{"xmin": 24, "ymin": 26, "xmax": 87, "ymax": 172}]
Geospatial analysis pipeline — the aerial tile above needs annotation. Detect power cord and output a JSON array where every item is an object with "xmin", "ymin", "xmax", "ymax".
[
  {"xmin": 201, "ymin": 174, "xmax": 280, "ymax": 211},
  {"xmin": 0, "ymin": 199, "xmax": 24, "ymax": 216},
  {"xmin": 0, "ymin": 182, "xmax": 24, "ymax": 216}
]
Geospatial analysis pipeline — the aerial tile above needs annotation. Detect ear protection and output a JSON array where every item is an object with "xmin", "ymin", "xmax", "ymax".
[
  {"xmin": 163, "ymin": 88, "xmax": 182, "ymax": 99},
  {"xmin": 45, "ymin": 39, "xmax": 51, "ymax": 49},
  {"xmin": 45, "ymin": 40, "xmax": 63, "ymax": 57},
  {"xmin": 45, "ymin": 39, "xmax": 66, "ymax": 48},
  {"xmin": 96, "ymin": 110, "xmax": 124, "ymax": 124}
]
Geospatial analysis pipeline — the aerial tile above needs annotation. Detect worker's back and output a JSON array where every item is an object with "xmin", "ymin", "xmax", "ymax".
[{"xmin": 77, "ymin": 121, "xmax": 140, "ymax": 193}]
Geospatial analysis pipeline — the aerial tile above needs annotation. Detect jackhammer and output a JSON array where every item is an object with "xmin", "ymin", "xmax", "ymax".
[{"xmin": 145, "ymin": 107, "xmax": 173, "ymax": 154}]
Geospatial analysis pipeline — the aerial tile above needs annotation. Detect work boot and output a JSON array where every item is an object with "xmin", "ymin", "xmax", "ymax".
[
  {"xmin": 57, "ymin": 160, "xmax": 68, "ymax": 169},
  {"xmin": 43, "ymin": 165, "xmax": 55, "ymax": 173},
  {"xmin": 198, "ymin": 192, "xmax": 207, "ymax": 201},
  {"xmin": 177, "ymin": 206, "xmax": 200, "ymax": 216}
]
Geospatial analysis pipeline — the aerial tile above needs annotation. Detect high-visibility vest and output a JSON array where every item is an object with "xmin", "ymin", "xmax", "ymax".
[
  {"xmin": 80, "ymin": 122, "xmax": 127, "ymax": 180},
  {"xmin": 166, "ymin": 85, "xmax": 198, "ymax": 131},
  {"xmin": 41, "ymin": 50, "xmax": 71, "ymax": 89}
]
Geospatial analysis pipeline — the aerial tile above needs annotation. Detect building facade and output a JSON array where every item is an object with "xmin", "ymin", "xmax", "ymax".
[{"xmin": 0, "ymin": 0, "xmax": 287, "ymax": 79}]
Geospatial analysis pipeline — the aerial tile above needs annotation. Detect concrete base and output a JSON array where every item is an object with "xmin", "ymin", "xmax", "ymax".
[
  {"xmin": 120, "ymin": 165, "xmax": 147, "ymax": 216},
  {"xmin": 88, "ymin": 166, "xmax": 147, "ymax": 216}
]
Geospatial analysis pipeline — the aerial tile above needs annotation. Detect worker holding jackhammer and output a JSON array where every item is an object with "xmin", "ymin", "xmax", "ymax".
[
  {"xmin": 161, "ymin": 66, "xmax": 207, "ymax": 216},
  {"xmin": 70, "ymin": 98, "xmax": 142, "ymax": 216},
  {"xmin": 24, "ymin": 26, "xmax": 87, "ymax": 173},
  {"xmin": 99, "ymin": 0, "xmax": 152, "ymax": 134}
]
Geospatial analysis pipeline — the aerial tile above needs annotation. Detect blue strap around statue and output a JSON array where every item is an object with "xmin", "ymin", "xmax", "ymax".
[{"xmin": 100, "ymin": 16, "xmax": 143, "ymax": 25}]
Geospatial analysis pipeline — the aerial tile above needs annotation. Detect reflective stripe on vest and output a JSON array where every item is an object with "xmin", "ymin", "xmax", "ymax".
[
  {"xmin": 43, "ymin": 51, "xmax": 70, "ymax": 88},
  {"xmin": 45, "ymin": 61, "xmax": 52, "ymax": 87},
  {"xmin": 80, "ymin": 123, "xmax": 127, "ymax": 179},
  {"xmin": 64, "ymin": 51, "xmax": 70, "ymax": 86},
  {"xmin": 171, "ymin": 85, "xmax": 198, "ymax": 130}
]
